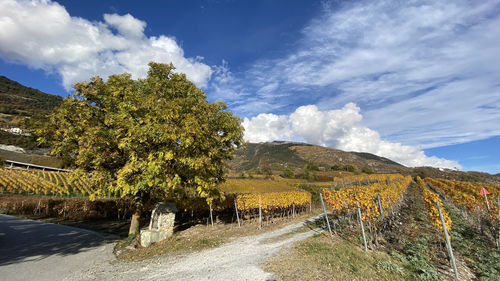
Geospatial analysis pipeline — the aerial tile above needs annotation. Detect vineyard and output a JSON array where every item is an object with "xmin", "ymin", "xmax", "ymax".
[
  {"xmin": 323, "ymin": 175, "xmax": 411, "ymax": 218},
  {"xmin": 0, "ymin": 168, "xmax": 312, "ymax": 226},
  {"xmin": 2, "ymin": 167, "xmax": 499, "ymax": 240},
  {"xmin": 425, "ymin": 178, "xmax": 499, "ymax": 220},
  {"xmin": 234, "ymin": 191, "xmax": 311, "ymax": 223},
  {"xmin": 331, "ymin": 173, "xmax": 406, "ymax": 187},
  {"xmin": 425, "ymin": 177, "xmax": 499, "ymax": 246},
  {"xmin": 416, "ymin": 177, "xmax": 452, "ymax": 230},
  {"xmin": 315, "ymin": 175, "xmax": 500, "ymax": 280},
  {"xmin": 2, "ymin": 168, "xmax": 498, "ymax": 227},
  {"xmin": 174, "ymin": 188, "xmax": 312, "ymax": 226},
  {"xmin": 0, "ymin": 168, "xmax": 94, "ymax": 196},
  {"xmin": 320, "ymin": 174, "xmax": 412, "ymax": 244},
  {"xmin": 2, "ymin": 165, "xmax": 500, "ymax": 279}
]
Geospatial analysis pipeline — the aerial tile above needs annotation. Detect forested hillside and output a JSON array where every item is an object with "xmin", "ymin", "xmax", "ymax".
[
  {"xmin": 0, "ymin": 75, "xmax": 63, "ymax": 117},
  {"xmin": 0, "ymin": 76, "xmax": 63, "ymax": 151}
]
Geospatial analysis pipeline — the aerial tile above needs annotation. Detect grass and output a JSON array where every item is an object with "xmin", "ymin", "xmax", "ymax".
[
  {"xmin": 399, "ymin": 235, "xmax": 444, "ymax": 281},
  {"xmin": 116, "ymin": 229, "xmax": 226, "ymax": 261},
  {"xmin": 262, "ymin": 235, "xmax": 410, "ymax": 281}
]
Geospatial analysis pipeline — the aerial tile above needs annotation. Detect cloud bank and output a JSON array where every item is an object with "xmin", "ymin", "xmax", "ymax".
[
  {"xmin": 0, "ymin": 0, "xmax": 212, "ymax": 89},
  {"xmin": 243, "ymin": 103, "xmax": 461, "ymax": 169},
  {"xmin": 212, "ymin": 0, "xmax": 500, "ymax": 150}
]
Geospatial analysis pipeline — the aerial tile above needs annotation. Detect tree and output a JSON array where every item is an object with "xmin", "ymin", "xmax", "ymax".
[
  {"xmin": 36, "ymin": 62, "xmax": 244, "ymax": 234},
  {"xmin": 260, "ymin": 165, "xmax": 273, "ymax": 179},
  {"xmin": 305, "ymin": 162, "xmax": 319, "ymax": 171},
  {"xmin": 344, "ymin": 164, "xmax": 360, "ymax": 174},
  {"xmin": 361, "ymin": 167, "xmax": 374, "ymax": 174},
  {"xmin": 282, "ymin": 167, "xmax": 294, "ymax": 178},
  {"xmin": 330, "ymin": 164, "xmax": 342, "ymax": 171}
]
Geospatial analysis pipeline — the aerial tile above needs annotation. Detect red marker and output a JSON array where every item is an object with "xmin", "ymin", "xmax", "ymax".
[
  {"xmin": 480, "ymin": 187, "xmax": 491, "ymax": 211},
  {"xmin": 480, "ymin": 187, "xmax": 490, "ymax": 195}
]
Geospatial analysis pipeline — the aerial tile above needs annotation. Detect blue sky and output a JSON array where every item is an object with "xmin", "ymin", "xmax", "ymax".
[{"xmin": 1, "ymin": 0, "xmax": 499, "ymax": 174}]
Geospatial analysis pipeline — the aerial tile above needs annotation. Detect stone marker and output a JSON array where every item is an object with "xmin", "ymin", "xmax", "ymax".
[{"xmin": 140, "ymin": 202, "xmax": 177, "ymax": 247}]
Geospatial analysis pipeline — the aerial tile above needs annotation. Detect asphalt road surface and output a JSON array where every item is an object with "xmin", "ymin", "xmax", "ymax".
[{"xmin": 0, "ymin": 214, "xmax": 115, "ymax": 281}]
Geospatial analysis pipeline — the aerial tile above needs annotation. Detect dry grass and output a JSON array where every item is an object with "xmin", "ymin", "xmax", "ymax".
[
  {"xmin": 274, "ymin": 177, "xmax": 336, "ymax": 187},
  {"xmin": 262, "ymin": 235, "xmax": 410, "ymax": 281}
]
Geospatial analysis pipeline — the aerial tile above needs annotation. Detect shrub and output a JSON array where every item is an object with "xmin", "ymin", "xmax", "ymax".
[{"xmin": 305, "ymin": 162, "xmax": 320, "ymax": 171}]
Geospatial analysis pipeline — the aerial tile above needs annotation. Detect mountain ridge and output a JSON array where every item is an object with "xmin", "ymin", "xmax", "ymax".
[
  {"xmin": 228, "ymin": 141, "xmax": 500, "ymax": 184},
  {"xmin": 0, "ymin": 75, "xmax": 63, "ymax": 118}
]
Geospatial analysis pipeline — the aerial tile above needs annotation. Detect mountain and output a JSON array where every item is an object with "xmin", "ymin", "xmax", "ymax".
[
  {"xmin": 0, "ymin": 75, "xmax": 63, "ymax": 150},
  {"xmin": 228, "ymin": 141, "xmax": 500, "ymax": 184},
  {"xmin": 228, "ymin": 141, "xmax": 410, "ymax": 174},
  {"xmin": 412, "ymin": 166, "xmax": 500, "ymax": 184},
  {"xmin": 0, "ymin": 75, "xmax": 63, "ymax": 118},
  {"xmin": 0, "ymin": 76, "xmax": 64, "ymax": 167}
]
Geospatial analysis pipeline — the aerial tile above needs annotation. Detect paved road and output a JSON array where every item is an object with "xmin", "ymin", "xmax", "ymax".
[{"xmin": 0, "ymin": 214, "xmax": 115, "ymax": 281}]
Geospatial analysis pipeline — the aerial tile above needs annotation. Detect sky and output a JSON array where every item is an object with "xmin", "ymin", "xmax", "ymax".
[{"xmin": 1, "ymin": 0, "xmax": 499, "ymax": 174}]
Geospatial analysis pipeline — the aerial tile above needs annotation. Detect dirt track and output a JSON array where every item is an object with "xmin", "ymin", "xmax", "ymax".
[{"xmin": 67, "ymin": 215, "xmax": 323, "ymax": 281}]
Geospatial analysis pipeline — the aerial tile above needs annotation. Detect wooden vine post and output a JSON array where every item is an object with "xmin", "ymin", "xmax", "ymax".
[
  {"xmin": 376, "ymin": 194, "xmax": 384, "ymax": 220},
  {"xmin": 497, "ymin": 197, "xmax": 500, "ymax": 249},
  {"xmin": 436, "ymin": 201, "xmax": 459, "ymax": 281},
  {"xmin": 258, "ymin": 195, "xmax": 262, "ymax": 229},
  {"xmin": 209, "ymin": 203, "xmax": 214, "ymax": 227},
  {"xmin": 234, "ymin": 199, "xmax": 241, "ymax": 227},
  {"xmin": 319, "ymin": 193, "xmax": 333, "ymax": 239},
  {"xmin": 356, "ymin": 201, "xmax": 368, "ymax": 252},
  {"xmin": 63, "ymin": 201, "xmax": 67, "ymax": 218}
]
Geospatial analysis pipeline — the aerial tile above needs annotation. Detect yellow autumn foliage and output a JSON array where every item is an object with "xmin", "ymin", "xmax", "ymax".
[
  {"xmin": 416, "ymin": 177, "xmax": 452, "ymax": 231},
  {"xmin": 0, "ymin": 168, "xmax": 93, "ymax": 196},
  {"xmin": 322, "ymin": 175, "xmax": 412, "ymax": 222},
  {"xmin": 425, "ymin": 177, "xmax": 499, "ymax": 223},
  {"xmin": 235, "ymin": 191, "xmax": 311, "ymax": 212}
]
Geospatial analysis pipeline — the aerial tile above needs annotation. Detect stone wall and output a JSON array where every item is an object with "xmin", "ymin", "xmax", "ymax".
[{"xmin": 140, "ymin": 202, "xmax": 177, "ymax": 247}]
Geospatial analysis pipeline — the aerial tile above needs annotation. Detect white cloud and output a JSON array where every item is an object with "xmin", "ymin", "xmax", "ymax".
[
  {"xmin": 103, "ymin": 13, "xmax": 146, "ymax": 38},
  {"xmin": 211, "ymin": 0, "xmax": 500, "ymax": 150},
  {"xmin": 243, "ymin": 103, "xmax": 461, "ymax": 169},
  {"xmin": 242, "ymin": 114, "xmax": 292, "ymax": 143},
  {"xmin": 289, "ymin": 103, "xmax": 362, "ymax": 146},
  {"xmin": 0, "ymin": 0, "xmax": 212, "ymax": 89}
]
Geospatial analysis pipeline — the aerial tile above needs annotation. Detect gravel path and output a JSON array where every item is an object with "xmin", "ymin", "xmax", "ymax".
[{"xmin": 68, "ymin": 215, "xmax": 323, "ymax": 281}]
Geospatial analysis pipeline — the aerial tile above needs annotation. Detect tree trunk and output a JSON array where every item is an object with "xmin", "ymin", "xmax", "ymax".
[
  {"xmin": 129, "ymin": 195, "xmax": 145, "ymax": 235},
  {"xmin": 129, "ymin": 208, "xmax": 141, "ymax": 235}
]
